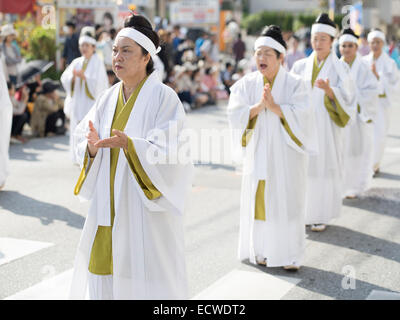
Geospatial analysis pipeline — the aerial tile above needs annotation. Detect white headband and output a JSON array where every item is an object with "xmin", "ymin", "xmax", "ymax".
[
  {"xmin": 367, "ymin": 30, "xmax": 386, "ymax": 43},
  {"xmin": 254, "ymin": 36, "xmax": 286, "ymax": 54},
  {"xmin": 116, "ymin": 27, "xmax": 161, "ymax": 58},
  {"xmin": 339, "ymin": 34, "xmax": 359, "ymax": 45},
  {"xmin": 79, "ymin": 35, "xmax": 96, "ymax": 46},
  {"xmin": 311, "ymin": 23, "xmax": 337, "ymax": 37}
]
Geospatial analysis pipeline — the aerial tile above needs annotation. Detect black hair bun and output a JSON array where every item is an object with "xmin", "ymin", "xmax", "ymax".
[
  {"xmin": 261, "ymin": 25, "xmax": 287, "ymax": 49},
  {"xmin": 123, "ymin": 14, "xmax": 160, "ymax": 49},
  {"xmin": 340, "ymin": 28, "xmax": 359, "ymax": 39},
  {"xmin": 315, "ymin": 13, "xmax": 336, "ymax": 28},
  {"xmin": 124, "ymin": 14, "xmax": 153, "ymax": 31}
]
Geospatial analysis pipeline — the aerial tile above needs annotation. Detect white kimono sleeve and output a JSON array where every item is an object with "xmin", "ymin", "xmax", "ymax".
[
  {"xmin": 357, "ymin": 62, "xmax": 379, "ymax": 122},
  {"xmin": 380, "ymin": 57, "xmax": 400, "ymax": 102},
  {"xmin": 279, "ymin": 77, "xmax": 318, "ymax": 155},
  {"xmin": 84, "ymin": 55, "xmax": 109, "ymax": 100},
  {"xmin": 60, "ymin": 59, "xmax": 78, "ymax": 117},
  {"xmin": 72, "ymin": 91, "xmax": 107, "ymax": 201},
  {"xmin": 325, "ymin": 67, "xmax": 357, "ymax": 128},
  {"xmin": 128, "ymin": 88, "xmax": 194, "ymax": 216},
  {"xmin": 227, "ymin": 78, "xmax": 256, "ymax": 162}
]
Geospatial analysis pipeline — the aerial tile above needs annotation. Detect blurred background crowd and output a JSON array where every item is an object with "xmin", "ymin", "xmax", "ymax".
[{"xmin": 1, "ymin": 0, "xmax": 400, "ymax": 144}]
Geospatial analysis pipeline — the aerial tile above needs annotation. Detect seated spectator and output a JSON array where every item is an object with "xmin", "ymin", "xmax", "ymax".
[
  {"xmin": 202, "ymin": 66, "xmax": 219, "ymax": 103},
  {"xmin": 175, "ymin": 63, "xmax": 195, "ymax": 111},
  {"xmin": 221, "ymin": 62, "xmax": 234, "ymax": 94},
  {"xmin": 8, "ymin": 81, "xmax": 29, "ymax": 144},
  {"xmin": 31, "ymin": 79, "xmax": 66, "ymax": 137},
  {"xmin": 191, "ymin": 68, "xmax": 214, "ymax": 108},
  {"xmin": 165, "ymin": 65, "xmax": 179, "ymax": 91},
  {"xmin": 25, "ymin": 74, "xmax": 43, "ymax": 124}
]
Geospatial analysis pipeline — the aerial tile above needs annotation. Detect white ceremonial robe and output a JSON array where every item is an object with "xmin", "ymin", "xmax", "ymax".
[
  {"xmin": 60, "ymin": 53, "xmax": 109, "ymax": 163},
  {"xmin": 69, "ymin": 71, "xmax": 194, "ymax": 300},
  {"xmin": 227, "ymin": 66, "xmax": 318, "ymax": 267},
  {"xmin": 291, "ymin": 51, "xmax": 357, "ymax": 225},
  {"xmin": 0, "ymin": 56, "xmax": 13, "ymax": 187},
  {"xmin": 363, "ymin": 51, "xmax": 400, "ymax": 167},
  {"xmin": 342, "ymin": 54, "xmax": 379, "ymax": 197}
]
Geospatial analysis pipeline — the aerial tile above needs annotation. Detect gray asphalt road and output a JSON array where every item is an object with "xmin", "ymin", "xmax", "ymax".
[{"xmin": 1, "ymin": 100, "xmax": 399, "ymax": 300}]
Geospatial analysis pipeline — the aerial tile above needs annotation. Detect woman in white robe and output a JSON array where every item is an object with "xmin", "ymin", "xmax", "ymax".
[
  {"xmin": 339, "ymin": 29, "xmax": 379, "ymax": 198},
  {"xmin": 227, "ymin": 25, "xmax": 317, "ymax": 270},
  {"xmin": 0, "ymin": 53, "xmax": 13, "ymax": 190},
  {"xmin": 69, "ymin": 14, "xmax": 193, "ymax": 300},
  {"xmin": 291, "ymin": 13, "xmax": 356, "ymax": 232},
  {"xmin": 362, "ymin": 29, "xmax": 400, "ymax": 173},
  {"xmin": 61, "ymin": 33, "xmax": 109, "ymax": 164}
]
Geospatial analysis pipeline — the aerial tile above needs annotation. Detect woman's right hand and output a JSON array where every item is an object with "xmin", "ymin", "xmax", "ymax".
[{"xmin": 87, "ymin": 120, "xmax": 99, "ymax": 157}]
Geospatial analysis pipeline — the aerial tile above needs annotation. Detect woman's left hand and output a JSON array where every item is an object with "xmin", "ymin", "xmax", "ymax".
[
  {"xmin": 315, "ymin": 78, "xmax": 334, "ymax": 100},
  {"xmin": 94, "ymin": 129, "xmax": 128, "ymax": 150}
]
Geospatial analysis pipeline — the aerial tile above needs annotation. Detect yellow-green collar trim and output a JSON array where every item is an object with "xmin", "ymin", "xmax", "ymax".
[{"xmin": 263, "ymin": 73, "xmax": 277, "ymax": 88}]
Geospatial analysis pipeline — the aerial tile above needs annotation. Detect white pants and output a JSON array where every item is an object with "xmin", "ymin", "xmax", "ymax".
[{"xmin": 88, "ymin": 272, "xmax": 114, "ymax": 300}]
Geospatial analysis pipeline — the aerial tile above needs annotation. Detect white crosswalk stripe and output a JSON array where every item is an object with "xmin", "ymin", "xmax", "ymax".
[
  {"xmin": 366, "ymin": 290, "xmax": 400, "ymax": 300},
  {"xmin": 4, "ymin": 269, "xmax": 75, "ymax": 300},
  {"xmin": 192, "ymin": 269, "xmax": 301, "ymax": 300},
  {"xmin": 0, "ymin": 237, "xmax": 54, "ymax": 267},
  {"xmin": 4, "ymin": 267, "xmax": 301, "ymax": 300}
]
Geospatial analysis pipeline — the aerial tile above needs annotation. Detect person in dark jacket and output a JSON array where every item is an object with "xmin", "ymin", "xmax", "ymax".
[{"xmin": 61, "ymin": 21, "xmax": 81, "ymax": 69}]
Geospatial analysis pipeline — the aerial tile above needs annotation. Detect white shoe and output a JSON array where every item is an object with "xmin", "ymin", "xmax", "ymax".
[{"xmin": 311, "ymin": 224, "xmax": 326, "ymax": 232}]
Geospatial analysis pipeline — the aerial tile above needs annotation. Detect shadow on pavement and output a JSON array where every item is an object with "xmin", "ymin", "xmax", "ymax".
[
  {"xmin": 0, "ymin": 190, "xmax": 84, "ymax": 229},
  {"xmin": 306, "ymin": 225, "xmax": 400, "ymax": 264},
  {"xmin": 9, "ymin": 135, "xmax": 69, "ymax": 162},
  {"xmin": 241, "ymin": 260, "xmax": 392, "ymax": 299},
  {"xmin": 343, "ymin": 187, "xmax": 400, "ymax": 219},
  {"xmin": 373, "ymin": 171, "xmax": 400, "ymax": 181}
]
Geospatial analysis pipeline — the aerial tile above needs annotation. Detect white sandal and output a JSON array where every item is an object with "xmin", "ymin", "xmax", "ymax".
[
  {"xmin": 311, "ymin": 224, "xmax": 326, "ymax": 232},
  {"xmin": 255, "ymin": 256, "xmax": 267, "ymax": 266},
  {"xmin": 283, "ymin": 264, "xmax": 300, "ymax": 271}
]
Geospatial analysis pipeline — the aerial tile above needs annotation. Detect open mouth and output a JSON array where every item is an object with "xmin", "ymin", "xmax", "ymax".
[
  {"xmin": 115, "ymin": 65, "xmax": 123, "ymax": 70},
  {"xmin": 259, "ymin": 63, "xmax": 267, "ymax": 70}
]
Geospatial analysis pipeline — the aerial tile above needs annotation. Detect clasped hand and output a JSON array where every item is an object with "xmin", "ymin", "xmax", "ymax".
[
  {"xmin": 86, "ymin": 120, "xmax": 128, "ymax": 157},
  {"xmin": 73, "ymin": 69, "xmax": 86, "ymax": 80},
  {"xmin": 261, "ymin": 83, "xmax": 276, "ymax": 110}
]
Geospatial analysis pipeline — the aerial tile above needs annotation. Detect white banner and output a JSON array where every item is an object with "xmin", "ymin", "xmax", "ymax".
[{"xmin": 169, "ymin": 0, "xmax": 219, "ymax": 25}]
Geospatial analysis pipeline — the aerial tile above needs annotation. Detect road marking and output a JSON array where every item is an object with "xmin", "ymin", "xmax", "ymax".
[
  {"xmin": 0, "ymin": 237, "xmax": 54, "ymax": 266},
  {"xmin": 5, "ymin": 268, "xmax": 300, "ymax": 300},
  {"xmin": 4, "ymin": 269, "xmax": 75, "ymax": 300},
  {"xmin": 366, "ymin": 290, "xmax": 400, "ymax": 300},
  {"xmin": 192, "ymin": 269, "xmax": 301, "ymax": 300}
]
